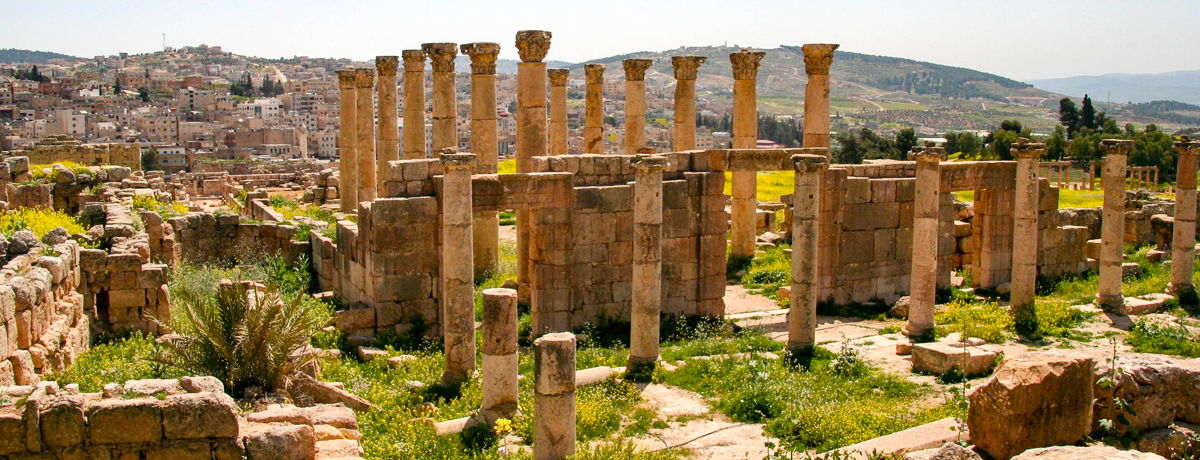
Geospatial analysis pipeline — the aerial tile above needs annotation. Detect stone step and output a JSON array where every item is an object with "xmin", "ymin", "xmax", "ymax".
[{"xmin": 833, "ymin": 417, "xmax": 969, "ymax": 459}]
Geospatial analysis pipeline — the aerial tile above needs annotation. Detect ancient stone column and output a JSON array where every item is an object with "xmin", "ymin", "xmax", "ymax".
[
  {"xmin": 376, "ymin": 56, "xmax": 399, "ymax": 189},
  {"xmin": 623, "ymin": 59, "xmax": 652, "ymax": 155},
  {"xmin": 801, "ymin": 44, "xmax": 838, "ymax": 150},
  {"xmin": 463, "ymin": 42, "xmax": 501, "ymax": 280},
  {"xmin": 534, "ymin": 332, "xmax": 576, "ymax": 460},
  {"xmin": 1010, "ymin": 139, "xmax": 1045, "ymax": 328},
  {"xmin": 905, "ymin": 143, "xmax": 947, "ymax": 342},
  {"xmin": 548, "ymin": 68, "xmax": 569, "ymax": 156},
  {"xmin": 423, "ymin": 43, "xmax": 459, "ymax": 154},
  {"xmin": 672, "ymin": 56, "xmax": 706, "ymax": 151},
  {"xmin": 787, "ymin": 152, "xmax": 829, "ymax": 357},
  {"xmin": 584, "ymin": 64, "xmax": 605, "ymax": 154},
  {"xmin": 402, "ymin": 50, "xmax": 427, "ymax": 160},
  {"xmin": 730, "ymin": 50, "xmax": 766, "ymax": 260},
  {"xmin": 335, "ymin": 69, "xmax": 358, "ymax": 212},
  {"xmin": 1096, "ymin": 139, "xmax": 1134, "ymax": 310},
  {"xmin": 441, "ymin": 152, "xmax": 477, "ymax": 385},
  {"xmin": 627, "ymin": 155, "xmax": 666, "ymax": 381},
  {"xmin": 515, "ymin": 30, "xmax": 551, "ymax": 307},
  {"xmin": 354, "ymin": 68, "xmax": 377, "ymax": 203},
  {"xmin": 480, "ymin": 287, "xmax": 519, "ymax": 423},
  {"xmin": 1170, "ymin": 137, "xmax": 1200, "ymax": 295}
]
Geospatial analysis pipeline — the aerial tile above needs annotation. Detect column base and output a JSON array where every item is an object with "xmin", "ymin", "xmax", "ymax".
[
  {"xmin": 902, "ymin": 323, "xmax": 935, "ymax": 344},
  {"xmin": 1169, "ymin": 282, "xmax": 1199, "ymax": 305},
  {"xmin": 1094, "ymin": 292, "xmax": 1125, "ymax": 311},
  {"xmin": 477, "ymin": 405, "xmax": 522, "ymax": 426},
  {"xmin": 624, "ymin": 356, "xmax": 658, "ymax": 383},
  {"xmin": 785, "ymin": 345, "xmax": 817, "ymax": 368}
]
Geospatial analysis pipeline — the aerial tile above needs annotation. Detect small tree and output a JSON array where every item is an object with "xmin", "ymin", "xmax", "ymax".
[{"xmin": 141, "ymin": 146, "xmax": 160, "ymax": 171}]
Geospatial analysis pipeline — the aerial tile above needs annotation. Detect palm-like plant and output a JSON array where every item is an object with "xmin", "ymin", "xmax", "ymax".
[{"xmin": 151, "ymin": 279, "xmax": 320, "ymax": 396}]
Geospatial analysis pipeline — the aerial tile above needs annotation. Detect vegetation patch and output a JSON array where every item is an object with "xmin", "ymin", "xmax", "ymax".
[
  {"xmin": 0, "ymin": 207, "xmax": 87, "ymax": 238},
  {"xmin": 1127, "ymin": 317, "xmax": 1200, "ymax": 358}
]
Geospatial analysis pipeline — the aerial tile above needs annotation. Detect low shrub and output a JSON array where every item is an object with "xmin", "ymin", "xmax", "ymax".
[
  {"xmin": 934, "ymin": 298, "xmax": 1012, "ymax": 343},
  {"xmin": 47, "ymin": 333, "xmax": 177, "ymax": 392},
  {"xmin": 1127, "ymin": 317, "xmax": 1200, "ymax": 357},
  {"xmin": 0, "ymin": 207, "xmax": 87, "ymax": 238}
]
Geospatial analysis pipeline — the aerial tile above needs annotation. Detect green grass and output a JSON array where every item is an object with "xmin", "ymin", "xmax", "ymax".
[
  {"xmin": 474, "ymin": 240, "xmax": 520, "ymax": 319},
  {"xmin": 722, "ymin": 170, "xmax": 795, "ymax": 203},
  {"xmin": 663, "ymin": 350, "xmax": 963, "ymax": 453},
  {"xmin": 48, "ymin": 333, "xmax": 180, "ymax": 392},
  {"xmin": 1127, "ymin": 316, "xmax": 1200, "ymax": 357},
  {"xmin": 740, "ymin": 244, "xmax": 792, "ymax": 306},
  {"xmin": 1058, "ymin": 189, "xmax": 1104, "ymax": 209},
  {"xmin": 934, "ymin": 298, "xmax": 1012, "ymax": 343}
]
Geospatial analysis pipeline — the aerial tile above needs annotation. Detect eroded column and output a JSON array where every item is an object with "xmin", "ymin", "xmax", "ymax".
[
  {"xmin": 1010, "ymin": 139, "xmax": 1045, "ymax": 331},
  {"xmin": 584, "ymin": 64, "xmax": 605, "ymax": 154},
  {"xmin": 335, "ymin": 69, "xmax": 358, "ymax": 212},
  {"xmin": 516, "ymin": 30, "xmax": 552, "ymax": 308},
  {"xmin": 463, "ymin": 42, "xmax": 501, "ymax": 279},
  {"xmin": 1096, "ymin": 139, "xmax": 1134, "ymax": 310},
  {"xmin": 480, "ymin": 287, "xmax": 519, "ymax": 423},
  {"xmin": 402, "ymin": 50, "xmax": 427, "ymax": 159},
  {"xmin": 534, "ymin": 332, "xmax": 576, "ymax": 460},
  {"xmin": 627, "ymin": 155, "xmax": 666, "ymax": 381},
  {"xmin": 672, "ymin": 56, "xmax": 706, "ymax": 151},
  {"xmin": 1171, "ymin": 137, "xmax": 1200, "ymax": 295},
  {"xmin": 801, "ymin": 44, "xmax": 838, "ymax": 150},
  {"xmin": 548, "ymin": 68, "xmax": 569, "ymax": 156},
  {"xmin": 376, "ymin": 56, "xmax": 399, "ymax": 189},
  {"xmin": 623, "ymin": 59, "xmax": 652, "ymax": 155},
  {"xmin": 441, "ymin": 152, "xmax": 477, "ymax": 386},
  {"xmin": 424, "ymin": 43, "xmax": 458, "ymax": 154},
  {"xmin": 354, "ymin": 68, "xmax": 377, "ymax": 203},
  {"xmin": 905, "ymin": 143, "xmax": 947, "ymax": 342},
  {"xmin": 730, "ymin": 50, "xmax": 766, "ymax": 259},
  {"xmin": 788, "ymin": 152, "xmax": 829, "ymax": 358}
]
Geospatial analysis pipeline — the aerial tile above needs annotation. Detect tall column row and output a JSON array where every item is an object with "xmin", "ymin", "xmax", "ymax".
[
  {"xmin": 354, "ymin": 68, "xmax": 377, "ymax": 203},
  {"xmin": 515, "ymin": 30, "xmax": 552, "ymax": 307},
  {"xmin": 463, "ymin": 42, "xmax": 502, "ymax": 279},
  {"xmin": 584, "ymin": 64, "xmax": 605, "ymax": 154},
  {"xmin": 335, "ymin": 69, "xmax": 358, "ymax": 212},
  {"xmin": 729, "ymin": 50, "xmax": 766, "ymax": 260},
  {"xmin": 1171, "ymin": 137, "xmax": 1200, "ymax": 295},
  {"xmin": 1096, "ymin": 139, "xmax": 1134, "ymax": 309},
  {"xmin": 672, "ymin": 56, "xmax": 706, "ymax": 151},
  {"xmin": 375, "ymin": 56, "xmax": 399, "ymax": 190},
  {"xmin": 623, "ymin": 59, "xmax": 652, "ymax": 155},
  {"xmin": 548, "ymin": 68, "xmax": 570, "ymax": 156},
  {"xmin": 424, "ymin": 43, "xmax": 459, "ymax": 154},
  {"xmin": 1010, "ymin": 139, "xmax": 1045, "ymax": 335},
  {"xmin": 402, "ymin": 50, "xmax": 427, "ymax": 160}
]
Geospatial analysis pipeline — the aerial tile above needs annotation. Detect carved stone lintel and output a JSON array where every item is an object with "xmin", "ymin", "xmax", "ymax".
[
  {"xmin": 460, "ymin": 42, "xmax": 500, "ymax": 75},
  {"xmin": 1100, "ymin": 138, "xmax": 1135, "ymax": 156},
  {"xmin": 730, "ymin": 50, "xmax": 766, "ymax": 80},
  {"xmin": 375, "ymin": 56, "xmax": 399, "ymax": 75},
  {"xmin": 441, "ymin": 152, "xmax": 478, "ymax": 171},
  {"xmin": 623, "ymin": 59, "xmax": 653, "ymax": 81},
  {"xmin": 515, "ymin": 30, "xmax": 552, "ymax": 63},
  {"xmin": 792, "ymin": 154, "xmax": 829, "ymax": 174},
  {"xmin": 585, "ymin": 64, "xmax": 606, "ymax": 84},
  {"xmin": 548, "ymin": 69, "xmax": 570, "ymax": 86},
  {"xmin": 335, "ymin": 69, "xmax": 357, "ymax": 89},
  {"xmin": 671, "ymin": 56, "xmax": 707, "ymax": 80},
  {"xmin": 422, "ymin": 43, "xmax": 459, "ymax": 73},
  {"xmin": 801, "ymin": 44, "xmax": 839, "ymax": 76},
  {"xmin": 402, "ymin": 50, "xmax": 426, "ymax": 72},
  {"xmin": 1011, "ymin": 138, "xmax": 1047, "ymax": 159},
  {"xmin": 635, "ymin": 155, "xmax": 667, "ymax": 172},
  {"xmin": 353, "ymin": 68, "xmax": 375, "ymax": 88}
]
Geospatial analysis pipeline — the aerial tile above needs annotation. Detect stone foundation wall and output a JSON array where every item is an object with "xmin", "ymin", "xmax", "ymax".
[
  {"xmin": 0, "ymin": 241, "xmax": 88, "ymax": 386},
  {"xmin": 10, "ymin": 142, "xmax": 141, "ymax": 170},
  {"xmin": 0, "ymin": 377, "xmax": 362, "ymax": 460},
  {"xmin": 161, "ymin": 212, "xmax": 310, "ymax": 265}
]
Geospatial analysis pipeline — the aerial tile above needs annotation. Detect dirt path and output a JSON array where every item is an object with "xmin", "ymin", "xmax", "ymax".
[{"xmin": 633, "ymin": 383, "xmax": 771, "ymax": 460}]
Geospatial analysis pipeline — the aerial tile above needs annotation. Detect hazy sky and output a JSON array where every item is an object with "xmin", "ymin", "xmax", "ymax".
[{"xmin": 4, "ymin": 0, "xmax": 1197, "ymax": 81}]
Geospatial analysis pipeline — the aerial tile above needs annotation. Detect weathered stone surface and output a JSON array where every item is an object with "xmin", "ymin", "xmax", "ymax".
[
  {"xmin": 40, "ymin": 394, "xmax": 86, "ymax": 450},
  {"xmin": 179, "ymin": 376, "xmax": 224, "ymax": 394},
  {"xmin": 0, "ymin": 406, "xmax": 26, "ymax": 455},
  {"xmin": 836, "ymin": 417, "xmax": 969, "ymax": 458},
  {"xmin": 903, "ymin": 442, "xmax": 983, "ymax": 460},
  {"xmin": 912, "ymin": 342, "xmax": 1002, "ymax": 377},
  {"xmin": 161, "ymin": 392, "xmax": 239, "ymax": 439},
  {"xmin": 1093, "ymin": 353, "xmax": 1200, "ymax": 436},
  {"xmin": 124, "ymin": 378, "xmax": 184, "ymax": 397},
  {"xmin": 87, "ymin": 398, "xmax": 163, "ymax": 444},
  {"xmin": 1010, "ymin": 445, "xmax": 1166, "ymax": 460},
  {"xmin": 968, "ymin": 353, "xmax": 1094, "ymax": 460},
  {"xmin": 244, "ymin": 424, "xmax": 316, "ymax": 460}
]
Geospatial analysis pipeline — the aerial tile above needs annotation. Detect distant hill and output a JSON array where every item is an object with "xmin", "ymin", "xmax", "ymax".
[
  {"xmin": 0, "ymin": 48, "xmax": 76, "ymax": 64},
  {"xmin": 1028, "ymin": 70, "xmax": 1200, "ymax": 105},
  {"xmin": 1112, "ymin": 100, "xmax": 1200, "ymax": 127}
]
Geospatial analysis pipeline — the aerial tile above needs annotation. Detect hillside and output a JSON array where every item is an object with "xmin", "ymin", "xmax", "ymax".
[
  {"xmin": 0, "ymin": 48, "xmax": 76, "ymax": 64},
  {"xmin": 1028, "ymin": 70, "xmax": 1200, "ymax": 105}
]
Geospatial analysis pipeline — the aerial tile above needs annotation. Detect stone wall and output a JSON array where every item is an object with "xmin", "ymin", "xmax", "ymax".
[
  {"xmin": 160, "ymin": 212, "xmax": 310, "ymax": 265},
  {"xmin": 0, "ymin": 240, "xmax": 88, "ymax": 386},
  {"xmin": 318, "ymin": 151, "xmax": 727, "ymax": 339},
  {"xmin": 9, "ymin": 141, "xmax": 141, "ymax": 170},
  {"xmin": 0, "ymin": 377, "xmax": 363, "ymax": 460}
]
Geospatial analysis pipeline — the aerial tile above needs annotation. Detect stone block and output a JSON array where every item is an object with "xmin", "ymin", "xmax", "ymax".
[
  {"xmin": 373, "ymin": 274, "xmax": 432, "ymax": 302},
  {"xmin": 106, "ymin": 253, "xmax": 143, "ymax": 272},
  {"xmin": 244, "ymin": 424, "xmax": 316, "ymax": 460},
  {"xmin": 87, "ymin": 398, "xmax": 163, "ymax": 444},
  {"xmin": 109, "ymin": 289, "xmax": 147, "ymax": 308},
  {"xmin": 161, "ymin": 392, "xmax": 239, "ymax": 439},
  {"xmin": 912, "ymin": 342, "xmax": 1001, "ymax": 377},
  {"xmin": 845, "ymin": 177, "xmax": 871, "ymax": 204},
  {"xmin": 40, "ymin": 394, "xmax": 86, "ymax": 450},
  {"xmin": 146, "ymin": 439, "xmax": 212, "ymax": 460},
  {"xmin": 968, "ymin": 353, "xmax": 1094, "ymax": 460},
  {"xmin": 840, "ymin": 231, "xmax": 875, "ymax": 264},
  {"xmin": 871, "ymin": 178, "xmax": 898, "ymax": 203}
]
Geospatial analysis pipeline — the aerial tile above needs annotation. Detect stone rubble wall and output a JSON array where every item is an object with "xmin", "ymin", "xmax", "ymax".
[
  {"xmin": 0, "ymin": 241, "xmax": 88, "ymax": 386},
  {"xmin": 0, "ymin": 377, "xmax": 362, "ymax": 460},
  {"xmin": 162, "ymin": 212, "xmax": 310, "ymax": 266},
  {"xmin": 77, "ymin": 204, "xmax": 172, "ymax": 336}
]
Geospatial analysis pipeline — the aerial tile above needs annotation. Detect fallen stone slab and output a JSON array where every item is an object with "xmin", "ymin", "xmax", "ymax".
[
  {"xmin": 834, "ymin": 417, "xmax": 968, "ymax": 459},
  {"xmin": 575, "ymin": 366, "xmax": 615, "ymax": 387},
  {"xmin": 903, "ymin": 442, "xmax": 982, "ymax": 460},
  {"xmin": 1119, "ymin": 293, "xmax": 1172, "ymax": 316},
  {"xmin": 1010, "ymin": 445, "xmax": 1166, "ymax": 459},
  {"xmin": 912, "ymin": 342, "xmax": 1002, "ymax": 377}
]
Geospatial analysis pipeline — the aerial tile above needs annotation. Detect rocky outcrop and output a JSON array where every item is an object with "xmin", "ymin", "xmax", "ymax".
[
  {"xmin": 1093, "ymin": 353, "xmax": 1200, "ymax": 436},
  {"xmin": 1011, "ymin": 445, "xmax": 1166, "ymax": 460}
]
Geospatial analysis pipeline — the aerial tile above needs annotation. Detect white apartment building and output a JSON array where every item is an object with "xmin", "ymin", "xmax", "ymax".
[{"xmin": 236, "ymin": 98, "xmax": 282, "ymax": 122}]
